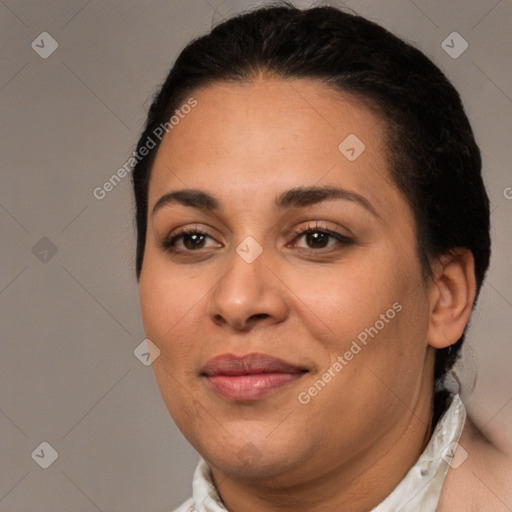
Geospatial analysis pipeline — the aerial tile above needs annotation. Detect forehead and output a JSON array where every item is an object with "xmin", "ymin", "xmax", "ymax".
[{"xmin": 148, "ymin": 77, "xmax": 399, "ymax": 214}]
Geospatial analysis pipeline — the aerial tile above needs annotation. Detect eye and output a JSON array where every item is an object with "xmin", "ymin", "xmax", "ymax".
[
  {"xmin": 158, "ymin": 222, "xmax": 353, "ymax": 257},
  {"xmin": 289, "ymin": 223, "xmax": 354, "ymax": 252},
  {"xmin": 159, "ymin": 226, "xmax": 222, "ymax": 253}
]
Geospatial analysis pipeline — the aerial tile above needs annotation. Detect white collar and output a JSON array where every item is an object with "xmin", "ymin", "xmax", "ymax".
[{"xmin": 174, "ymin": 394, "xmax": 466, "ymax": 512}]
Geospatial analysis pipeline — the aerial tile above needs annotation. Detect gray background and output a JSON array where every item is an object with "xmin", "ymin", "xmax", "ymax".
[{"xmin": 1, "ymin": 0, "xmax": 511, "ymax": 510}]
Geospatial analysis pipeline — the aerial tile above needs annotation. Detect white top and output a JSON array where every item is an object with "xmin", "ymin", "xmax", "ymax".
[{"xmin": 173, "ymin": 394, "xmax": 466, "ymax": 511}]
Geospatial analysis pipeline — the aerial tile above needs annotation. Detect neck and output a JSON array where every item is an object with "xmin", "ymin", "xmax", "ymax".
[{"xmin": 211, "ymin": 385, "xmax": 435, "ymax": 512}]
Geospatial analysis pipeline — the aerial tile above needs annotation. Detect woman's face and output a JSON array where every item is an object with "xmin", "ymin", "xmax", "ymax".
[{"xmin": 139, "ymin": 77, "xmax": 436, "ymax": 485}]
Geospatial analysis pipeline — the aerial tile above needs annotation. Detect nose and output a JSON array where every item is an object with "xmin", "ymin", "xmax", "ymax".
[{"xmin": 207, "ymin": 248, "xmax": 288, "ymax": 331}]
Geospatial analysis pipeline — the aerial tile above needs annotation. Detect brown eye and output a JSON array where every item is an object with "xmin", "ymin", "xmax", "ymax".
[
  {"xmin": 181, "ymin": 232, "xmax": 207, "ymax": 250},
  {"xmin": 159, "ymin": 228, "xmax": 221, "ymax": 254},
  {"xmin": 292, "ymin": 227, "xmax": 353, "ymax": 251},
  {"xmin": 303, "ymin": 230, "xmax": 330, "ymax": 249}
]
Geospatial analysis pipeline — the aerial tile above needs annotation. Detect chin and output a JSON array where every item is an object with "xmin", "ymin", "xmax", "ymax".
[
  {"xmin": 197, "ymin": 428, "xmax": 305, "ymax": 479},
  {"xmin": 206, "ymin": 447, "xmax": 299, "ymax": 481}
]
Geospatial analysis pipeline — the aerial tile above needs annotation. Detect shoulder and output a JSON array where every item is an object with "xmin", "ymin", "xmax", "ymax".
[{"xmin": 438, "ymin": 415, "xmax": 512, "ymax": 511}]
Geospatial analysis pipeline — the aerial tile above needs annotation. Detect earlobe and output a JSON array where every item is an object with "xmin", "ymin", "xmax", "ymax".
[{"xmin": 426, "ymin": 249, "xmax": 477, "ymax": 350}]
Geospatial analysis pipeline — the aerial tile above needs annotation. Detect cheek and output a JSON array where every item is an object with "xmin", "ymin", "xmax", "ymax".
[
  {"xmin": 139, "ymin": 253, "xmax": 200, "ymax": 353},
  {"xmin": 291, "ymin": 246, "xmax": 429, "ymax": 384},
  {"xmin": 297, "ymin": 279, "xmax": 430, "ymax": 428},
  {"xmin": 283, "ymin": 254, "xmax": 408, "ymax": 347},
  {"xmin": 138, "ymin": 256, "xmax": 207, "ymax": 421}
]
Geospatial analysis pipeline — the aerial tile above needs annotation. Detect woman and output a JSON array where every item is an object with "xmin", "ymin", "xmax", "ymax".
[{"xmin": 132, "ymin": 3, "xmax": 511, "ymax": 510}]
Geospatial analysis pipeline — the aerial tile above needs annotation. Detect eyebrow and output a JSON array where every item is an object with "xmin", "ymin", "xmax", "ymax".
[{"xmin": 152, "ymin": 186, "xmax": 379, "ymax": 217}]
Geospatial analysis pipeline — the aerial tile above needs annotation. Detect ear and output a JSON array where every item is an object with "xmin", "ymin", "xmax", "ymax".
[{"xmin": 426, "ymin": 249, "xmax": 477, "ymax": 349}]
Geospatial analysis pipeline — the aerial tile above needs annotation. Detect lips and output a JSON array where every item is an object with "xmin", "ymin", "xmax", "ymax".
[{"xmin": 201, "ymin": 353, "xmax": 308, "ymax": 401}]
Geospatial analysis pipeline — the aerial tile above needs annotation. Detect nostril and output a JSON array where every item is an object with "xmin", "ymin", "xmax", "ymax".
[
  {"xmin": 250, "ymin": 313, "xmax": 269, "ymax": 321},
  {"xmin": 212, "ymin": 312, "xmax": 271, "ymax": 330}
]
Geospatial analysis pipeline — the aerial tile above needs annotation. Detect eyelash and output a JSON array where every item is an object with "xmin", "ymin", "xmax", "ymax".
[{"xmin": 158, "ymin": 222, "xmax": 354, "ymax": 256}]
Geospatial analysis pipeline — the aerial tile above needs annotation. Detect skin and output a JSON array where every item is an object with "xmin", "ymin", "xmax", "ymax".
[
  {"xmin": 138, "ymin": 76, "xmax": 504, "ymax": 510},
  {"xmin": 439, "ymin": 419, "xmax": 512, "ymax": 511}
]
